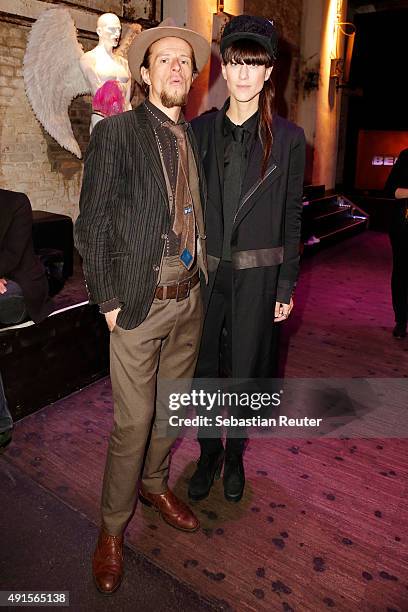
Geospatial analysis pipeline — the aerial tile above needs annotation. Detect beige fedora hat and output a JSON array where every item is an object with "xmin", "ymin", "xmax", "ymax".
[{"xmin": 128, "ymin": 17, "xmax": 210, "ymax": 84}]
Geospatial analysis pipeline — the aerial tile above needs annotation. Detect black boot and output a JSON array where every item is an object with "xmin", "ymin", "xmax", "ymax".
[
  {"xmin": 393, "ymin": 322, "xmax": 407, "ymax": 338},
  {"xmin": 188, "ymin": 442, "xmax": 224, "ymax": 502},
  {"xmin": 223, "ymin": 453, "xmax": 245, "ymax": 502},
  {"xmin": 223, "ymin": 438, "xmax": 246, "ymax": 502}
]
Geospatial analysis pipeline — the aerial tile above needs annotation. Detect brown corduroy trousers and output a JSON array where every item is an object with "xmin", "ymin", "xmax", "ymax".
[{"xmin": 101, "ymin": 257, "xmax": 203, "ymax": 535}]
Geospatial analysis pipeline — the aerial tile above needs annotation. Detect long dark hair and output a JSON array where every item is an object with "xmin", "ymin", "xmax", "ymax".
[{"xmin": 222, "ymin": 40, "xmax": 275, "ymax": 177}]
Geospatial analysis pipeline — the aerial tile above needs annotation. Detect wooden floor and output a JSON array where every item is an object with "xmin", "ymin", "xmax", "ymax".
[{"xmin": 3, "ymin": 231, "xmax": 408, "ymax": 611}]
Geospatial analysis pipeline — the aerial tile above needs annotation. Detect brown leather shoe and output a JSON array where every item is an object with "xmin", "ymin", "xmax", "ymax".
[
  {"xmin": 92, "ymin": 529, "xmax": 124, "ymax": 595},
  {"xmin": 139, "ymin": 488, "xmax": 200, "ymax": 532}
]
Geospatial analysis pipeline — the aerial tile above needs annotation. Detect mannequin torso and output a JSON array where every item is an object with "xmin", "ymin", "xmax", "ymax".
[{"xmin": 79, "ymin": 13, "xmax": 132, "ymax": 130}]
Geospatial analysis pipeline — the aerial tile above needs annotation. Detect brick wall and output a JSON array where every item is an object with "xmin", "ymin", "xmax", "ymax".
[
  {"xmin": 244, "ymin": 0, "xmax": 303, "ymax": 121},
  {"xmin": 0, "ymin": 22, "xmax": 92, "ymax": 219},
  {"xmin": 0, "ymin": 1, "xmax": 154, "ymax": 220},
  {"xmin": 244, "ymin": 0, "xmax": 302, "ymax": 48},
  {"xmin": 66, "ymin": 0, "xmax": 122, "ymax": 12}
]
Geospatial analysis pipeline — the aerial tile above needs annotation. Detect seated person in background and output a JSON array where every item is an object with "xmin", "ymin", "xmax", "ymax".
[{"xmin": 0, "ymin": 189, "xmax": 54, "ymax": 327}]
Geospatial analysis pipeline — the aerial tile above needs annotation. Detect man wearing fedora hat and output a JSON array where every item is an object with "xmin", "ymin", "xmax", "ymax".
[{"xmin": 75, "ymin": 18, "xmax": 210, "ymax": 594}]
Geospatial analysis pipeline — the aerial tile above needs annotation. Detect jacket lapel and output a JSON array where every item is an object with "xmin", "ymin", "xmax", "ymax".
[
  {"xmin": 233, "ymin": 124, "xmax": 282, "ymax": 229},
  {"xmin": 187, "ymin": 124, "xmax": 206, "ymax": 236},
  {"xmin": 187, "ymin": 124, "xmax": 208, "ymax": 281},
  {"xmin": 214, "ymin": 108, "xmax": 225, "ymax": 197},
  {"xmin": 240, "ymin": 137, "xmax": 264, "ymax": 199},
  {"xmin": 187, "ymin": 125, "xmax": 207, "ymax": 205},
  {"xmin": 129, "ymin": 105, "xmax": 168, "ymax": 205}
]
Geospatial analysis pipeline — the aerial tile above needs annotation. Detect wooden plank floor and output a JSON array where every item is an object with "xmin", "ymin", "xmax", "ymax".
[{"xmin": 3, "ymin": 231, "xmax": 408, "ymax": 611}]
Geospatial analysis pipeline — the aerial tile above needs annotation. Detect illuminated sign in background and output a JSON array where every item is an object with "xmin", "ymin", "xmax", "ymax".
[
  {"xmin": 356, "ymin": 130, "xmax": 408, "ymax": 190},
  {"xmin": 371, "ymin": 156, "xmax": 398, "ymax": 166}
]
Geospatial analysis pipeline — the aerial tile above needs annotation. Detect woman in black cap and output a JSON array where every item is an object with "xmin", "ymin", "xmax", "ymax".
[{"xmin": 188, "ymin": 15, "xmax": 306, "ymax": 503}]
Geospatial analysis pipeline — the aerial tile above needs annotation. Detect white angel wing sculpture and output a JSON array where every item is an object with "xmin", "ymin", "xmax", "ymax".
[{"xmin": 24, "ymin": 7, "xmax": 90, "ymax": 159}]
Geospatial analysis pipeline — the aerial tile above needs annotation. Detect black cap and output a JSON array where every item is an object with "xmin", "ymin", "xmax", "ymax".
[{"xmin": 220, "ymin": 15, "xmax": 278, "ymax": 61}]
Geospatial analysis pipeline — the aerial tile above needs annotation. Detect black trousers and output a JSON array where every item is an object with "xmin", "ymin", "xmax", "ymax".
[
  {"xmin": 195, "ymin": 260, "xmax": 246, "ymax": 455},
  {"xmin": 389, "ymin": 225, "xmax": 408, "ymax": 326}
]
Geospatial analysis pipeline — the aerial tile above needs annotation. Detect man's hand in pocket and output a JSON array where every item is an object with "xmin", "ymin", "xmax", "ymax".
[{"xmin": 105, "ymin": 308, "xmax": 121, "ymax": 332}]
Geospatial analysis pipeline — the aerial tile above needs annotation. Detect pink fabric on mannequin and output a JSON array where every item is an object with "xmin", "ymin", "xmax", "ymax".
[{"xmin": 92, "ymin": 80, "xmax": 125, "ymax": 117}]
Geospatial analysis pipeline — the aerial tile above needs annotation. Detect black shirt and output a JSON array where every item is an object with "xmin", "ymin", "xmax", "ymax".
[{"xmin": 222, "ymin": 111, "xmax": 258, "ymax": 261}]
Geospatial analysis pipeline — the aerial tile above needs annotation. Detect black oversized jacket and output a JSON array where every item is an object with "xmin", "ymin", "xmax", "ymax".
[
  {"xmin": 192, "ymin": 103, "xmax": 305, "ymax": 377},
  {"xmin": 384, "ymin": 148, "xmax": 408, "ymax": 230},
  {"xmin": 75, "ymin": 104, "xmax": 207, "ymax": 330},
  {"xmin": 385, "ymin": 148, "xmax": 408, "ymax": 197}
]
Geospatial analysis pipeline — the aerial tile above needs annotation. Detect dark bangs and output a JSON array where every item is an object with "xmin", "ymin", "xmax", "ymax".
[{"xmin": 221, "ymin": 40, "xmax": 274, "ymax": 67}]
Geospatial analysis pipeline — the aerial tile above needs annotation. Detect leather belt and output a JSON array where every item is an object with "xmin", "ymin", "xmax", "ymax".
[{"xmin": 155, "ymin": 271, "xmax": 199, "ymax": 301}]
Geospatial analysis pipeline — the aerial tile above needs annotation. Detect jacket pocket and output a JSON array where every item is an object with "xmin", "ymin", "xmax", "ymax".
[{"xmin": 110, "ymin": 252, "xmax": 129, "ymax": 260}]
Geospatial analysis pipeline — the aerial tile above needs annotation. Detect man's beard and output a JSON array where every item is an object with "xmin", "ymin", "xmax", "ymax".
[{"xmin": 160, "ymin": 88, "xmax": 188, "ymax": 108}]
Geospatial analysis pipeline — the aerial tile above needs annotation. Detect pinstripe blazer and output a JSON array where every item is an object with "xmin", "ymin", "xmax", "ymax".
[{"xmin": 74, "ymin": 103, "xmax": 207, "ymax": 330}]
